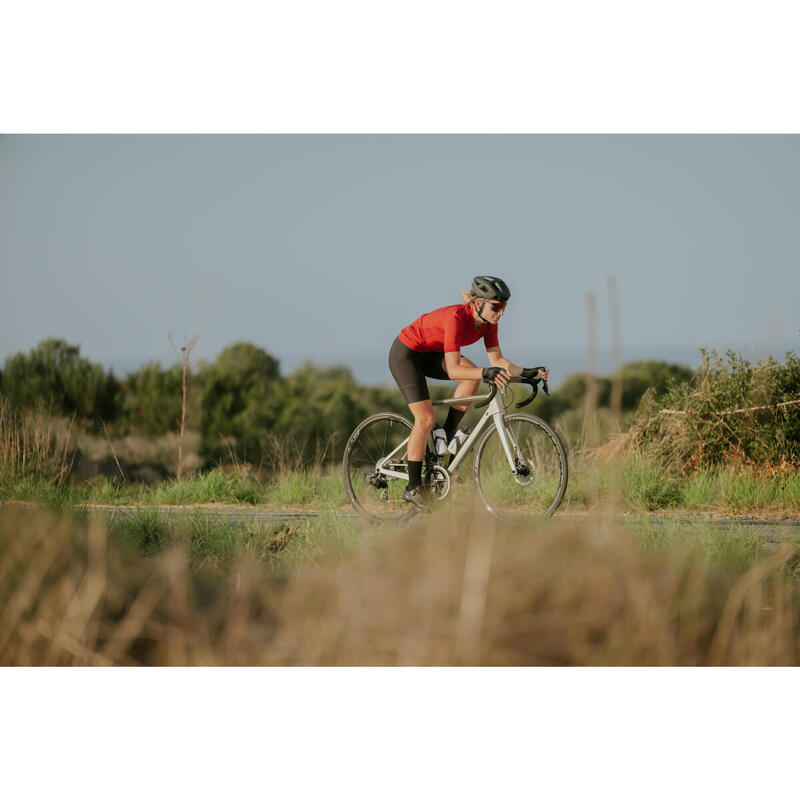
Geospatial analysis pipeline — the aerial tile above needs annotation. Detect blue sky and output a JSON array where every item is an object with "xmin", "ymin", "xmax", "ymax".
[{"xmin": 2, "ymin": 134, "xmax": 798, "ymax": 384}]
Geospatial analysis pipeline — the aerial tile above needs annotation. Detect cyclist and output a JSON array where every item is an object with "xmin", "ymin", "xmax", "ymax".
[{"xmin": 389, "ymin": 275, "xmax": 549, "ymax": 510}]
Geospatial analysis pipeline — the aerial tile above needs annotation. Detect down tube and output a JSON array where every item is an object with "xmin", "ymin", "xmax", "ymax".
[{"xmin": 446, "ymin": 412, "xmax": 494, "ymax": 474}]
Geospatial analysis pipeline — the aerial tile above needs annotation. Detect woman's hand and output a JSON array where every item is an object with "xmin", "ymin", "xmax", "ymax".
[
  {"xmin": 522, "ymin": 366, "xmax": 549, "ymax": 382},
  {"xmin": 482, "ymin": 366, "xmax": 511, "ymax": 388}
]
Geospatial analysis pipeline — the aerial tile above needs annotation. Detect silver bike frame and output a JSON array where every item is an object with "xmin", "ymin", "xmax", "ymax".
[{"xmin": 375, "ymin": 385, "xmax": 523, "ymax": 481}]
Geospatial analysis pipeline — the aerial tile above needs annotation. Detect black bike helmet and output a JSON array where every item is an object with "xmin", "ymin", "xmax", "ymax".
[{"xmin": 471, "ymin": 275, "xmax": 511, "ymax": 302}]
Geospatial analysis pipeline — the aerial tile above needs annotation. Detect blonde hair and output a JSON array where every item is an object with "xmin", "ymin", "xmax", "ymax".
[{"xmin": 461, "ymin": 289, "xmax": 480, "ymax": 306}]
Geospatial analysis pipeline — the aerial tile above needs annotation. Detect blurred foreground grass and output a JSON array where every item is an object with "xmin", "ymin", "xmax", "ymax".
[{"xmin": 2, "ymin": 503, "xmax": 800, "ymax": 665}]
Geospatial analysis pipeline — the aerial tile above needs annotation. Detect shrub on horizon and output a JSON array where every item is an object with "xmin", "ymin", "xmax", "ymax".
[
  {"xmin": 0, "ymin": 338, "xmax": 119, "ymax": 425},
  {"xmin": 632, "ymin": 348, "xmax": 800, "ymax": 470}
]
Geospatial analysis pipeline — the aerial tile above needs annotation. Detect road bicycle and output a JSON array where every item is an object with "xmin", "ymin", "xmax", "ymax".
[{"xmin": 342, "ymin": 375, "xmax": 568, "ymax": 522}]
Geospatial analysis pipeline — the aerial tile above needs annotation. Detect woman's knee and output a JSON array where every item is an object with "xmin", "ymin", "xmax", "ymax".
[
  {"xmin": 414, "ymin": 411, "xmax": 436, "ymax": 431},
  {"xmin": 409, "ymin": 401, "xmax": 435, "ymax": 430},
  {"xmin": 457, "ymin": 374, "xmax": 481, "ymax": 393}
]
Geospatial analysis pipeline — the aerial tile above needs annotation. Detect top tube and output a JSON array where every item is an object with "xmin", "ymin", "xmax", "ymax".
[
  {"xmin": 430, "ymin": 375, "xmax": 524, "ymax": 404},
  {"xmin": 431, "ymin": 393, "xmax": 490, "ymax": 406}
]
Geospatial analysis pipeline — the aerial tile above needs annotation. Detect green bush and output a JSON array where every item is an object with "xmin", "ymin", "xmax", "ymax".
[
  {"xmin": 200, "ymin": 341, "xmax": 281, "ymax": 462},
  {"xmin": 1, "ymin": 339, "xmax": 119, "ymax": 424},
  {"xmin": 200, "ymin": 345, "xmax": 413, "ymax": 469},
  {"xmin": 618, "ymin": 361, "xmax": 694, "ymax": 409},
  {"xmin": 633, "ymin": 348, "xmax": 800, "ymax": 470},
  {"xmin": 266, "ymin": 362, "xmax": 410, "ymax": 467},
  {"xmin": 118, "ymin": 361, "xmax": 187, "ymax": 436}
]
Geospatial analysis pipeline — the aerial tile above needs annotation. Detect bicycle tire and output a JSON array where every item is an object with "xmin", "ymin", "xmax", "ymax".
[
  {"xmin": 473, "ymin": 413, "xmax": 568, "ymax": 520},
  {"xmin": 342, "ymin": 412, "xmax": 418, "ymax": 522}
]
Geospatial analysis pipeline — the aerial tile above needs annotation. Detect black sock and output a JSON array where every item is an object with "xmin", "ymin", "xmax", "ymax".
[
  {"xmin": 444, "ymin": 408, "xmax": 466, "ymax": 442},
  {"xmin": 407, "ymin": 460, "xmax": 423, "ymax": 489}
]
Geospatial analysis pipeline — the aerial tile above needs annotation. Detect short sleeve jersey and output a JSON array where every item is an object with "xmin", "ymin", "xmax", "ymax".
[{"xmin": 398, "ymin": 304, "xmax": 499, "ymax": 354}]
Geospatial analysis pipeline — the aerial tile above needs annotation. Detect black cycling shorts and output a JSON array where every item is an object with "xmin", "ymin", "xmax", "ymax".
[{"xmin": 388, "ymin": 337, "xmax": 450, "ymax": 405}]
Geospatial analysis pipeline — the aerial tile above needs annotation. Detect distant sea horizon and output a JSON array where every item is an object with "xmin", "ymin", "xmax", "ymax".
[{"xmin": 97, "ymin": 340, "xmax": 799, "ymax": 391}]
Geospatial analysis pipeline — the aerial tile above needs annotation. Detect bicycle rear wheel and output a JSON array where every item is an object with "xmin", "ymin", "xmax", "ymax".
[
  {"xmin": 343, "ymin": 412, "xmax": 417, "ymax": 522},
  {"xmin": 473, "ymin": 413, "xmax": 568, "ymax": 520}
]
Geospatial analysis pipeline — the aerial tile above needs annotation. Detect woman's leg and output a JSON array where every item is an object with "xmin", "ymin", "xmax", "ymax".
[
  {"xmin": 450, "ymin": 355, "xmax": 481, "ymax": 411},
  {"xmin": 407, "ymin": 399, "xmax": 435, "ymax": 462},
  {"xmin": 442, "ymin": 355, "xmax": 481, "ymax": 443},
  {"xmin": 404, "ymin": 399, "xmax": 435, "ymax": 497},
  {"xmin": 387, "ymin": 338, "xmax": 436, "ymax": 504}
]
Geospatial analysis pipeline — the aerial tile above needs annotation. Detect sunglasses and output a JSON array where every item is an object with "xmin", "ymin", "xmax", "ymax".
[{"xmin": 487, "ymin": 301, "xmax": 507, "ymax": 312}]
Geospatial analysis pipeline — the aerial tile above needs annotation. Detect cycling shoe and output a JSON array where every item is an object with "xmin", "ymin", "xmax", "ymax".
[{"xmin": 402, "ymin": 486, "xmax": 432, "ymax": 512}]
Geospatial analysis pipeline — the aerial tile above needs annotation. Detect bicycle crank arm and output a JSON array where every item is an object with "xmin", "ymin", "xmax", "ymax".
[{"xmin": 377, "ymin": 468, "xmax": 408, "ymax": 481}]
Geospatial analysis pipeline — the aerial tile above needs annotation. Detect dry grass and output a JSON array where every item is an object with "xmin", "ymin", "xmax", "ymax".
[
  {"xmin": 0, "ymin": 397, "xmax": 74, "ymax": 486},
  {"xmin": 258, "ymin": 431, "xmax": 341, "ymax": 477},
  {"xmin": 75, "ymin": 429, "xmax": 203, "ymax": 475},
  {"xmin": 2, "ymin": 504, "xmax": 799, "ymax": 666}
]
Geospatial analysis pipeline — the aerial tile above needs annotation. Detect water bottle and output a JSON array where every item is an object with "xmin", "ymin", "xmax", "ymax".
[
  {"xmin": 432, "ymin": 424, "xmax": 448, "ymax": 456},
  {"xmin": 447, "ymin": 427, "xmax": 469, "ymax": 455}
]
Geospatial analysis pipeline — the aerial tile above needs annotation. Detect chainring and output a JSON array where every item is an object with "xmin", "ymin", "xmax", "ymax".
[{"xmin": 424, "ymin": 464, "xmax": 451, "ymax": 499}]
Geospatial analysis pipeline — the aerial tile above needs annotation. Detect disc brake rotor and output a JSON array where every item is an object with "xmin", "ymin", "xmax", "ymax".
[{"xmin": 513, "ymin": 457, "xmax": 535, "ymax": 486}]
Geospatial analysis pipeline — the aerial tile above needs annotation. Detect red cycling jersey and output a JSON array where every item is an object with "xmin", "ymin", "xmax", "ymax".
[{"xmin": 398, "ymin": 304, "xmax": 499, "ymax": 354}]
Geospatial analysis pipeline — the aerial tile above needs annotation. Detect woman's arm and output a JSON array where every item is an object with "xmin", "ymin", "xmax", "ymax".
[
  {"xmin": 486, "ymin": 347, "xmax": 522, "ymax": 376},
  {"xmin": 443, "ymin": 351, "xmax": 483, "ymax": 381},
  {"xmin": 487, "ymin": 347, "xmax": 549, "ymax": 381}
]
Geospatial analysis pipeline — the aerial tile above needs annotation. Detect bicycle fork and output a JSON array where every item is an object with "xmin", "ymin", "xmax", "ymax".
[{"xmin": 490, "ymin": 406, "xmax": 530, "ymax": 476}]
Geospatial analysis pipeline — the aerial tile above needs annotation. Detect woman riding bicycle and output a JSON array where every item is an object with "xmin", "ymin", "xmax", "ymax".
[{"xmin": 389, "ymin": 275, "xmax": 549, "ymax": 510}]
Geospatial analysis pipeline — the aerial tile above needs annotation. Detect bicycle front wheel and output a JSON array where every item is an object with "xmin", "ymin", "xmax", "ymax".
[
  {"xmin": 473, "ymin": 413, "xmax": 568, "ymax": 520},
  {"xmin": 342, "ymin": 412, "xmax": 416, "ymax": 522}
]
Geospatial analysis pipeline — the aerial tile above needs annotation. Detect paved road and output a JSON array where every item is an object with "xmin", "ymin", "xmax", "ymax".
[
  {"xmin": 81, "ymin": 504, "xmax": 800, "ymax": 541},
  {"xmin": 611, "ymin": 511, "xmax": 800, "ymax": 546}
]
